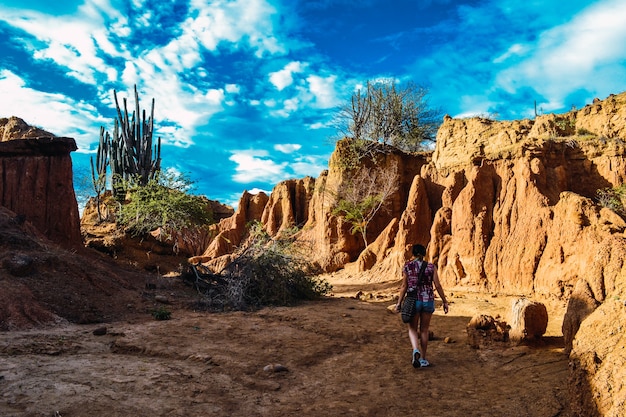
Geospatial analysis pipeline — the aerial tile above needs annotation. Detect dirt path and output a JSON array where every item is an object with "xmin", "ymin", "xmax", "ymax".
[{"xmin": 0, "ymin": 288, "xmax": 571, "ymax": 417}]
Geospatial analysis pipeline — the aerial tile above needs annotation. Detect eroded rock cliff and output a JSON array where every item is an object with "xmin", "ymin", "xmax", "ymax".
[
  {"xmin": 0, "ymin": 117, "xmax": 82, "ymax": 248},
  {"xmin": 193, "ymin": 93, "xmax": 626, "ymax": 415},
  {"xmin": 197, "ymin": 94, "xmax": 626, "ymax": 310}
]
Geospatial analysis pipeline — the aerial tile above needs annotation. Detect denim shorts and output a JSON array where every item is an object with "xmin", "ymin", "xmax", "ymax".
[{"xmin": 414, "ymin": 300, "xmax": 435, "ymax": 314}]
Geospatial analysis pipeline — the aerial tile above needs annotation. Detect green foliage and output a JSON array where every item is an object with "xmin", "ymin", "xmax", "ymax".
[
  {"xmin": 597, "ymin": 184, "xmax": 626, "ymax": 218},
  {"xmin": 117, "ymin": 170, "xmax": 213, "ymax": 237},
  {"xmin": 555, "ymin": 117, "xmax": 576, "ymax": 136},
  {"xmin": 333, "ymin": 79, "xmax": 443, "ymax": 158},
  {"xmin": 152, "ymin": 306, "xmax": 171, "ymax": 320},
  {"xmin": 329, "ymin": 166, "xmax": 398, "ymax": 247},
  {"xmin": 577, "ymin": 128, "xmax": 594, "ymax": 136},
  {"xmin": 332, "ymin": 194, "xmax": 381, "ymax": 238}
]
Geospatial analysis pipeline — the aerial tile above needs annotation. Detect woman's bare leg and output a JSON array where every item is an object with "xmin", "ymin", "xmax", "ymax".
[
  {"xmin": 419, "ymin": 312, "xmax": 433, "ymax": 360},
  {"xmin": 408, "ymin": 314, "xmax": 421, "ymax": 352}
]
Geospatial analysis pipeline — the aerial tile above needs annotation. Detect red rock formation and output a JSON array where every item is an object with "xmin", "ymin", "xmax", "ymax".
[
  {"xmin": 194, "ymin": 94, "xmax": 626, "ymax": 371},
  {"xmin": 261, "ymin": 177, "xmax": 315, "ymax": 235},
  {"xmin": 0, "ymin": 123, "xmax": 82, "ymax": 249},
  {"xmin": 188, "ymin": 190, "xmax": 269, "ymax": 270},
  {"xmin": 0, "ymin": 116, "xmax": 55, "ymax": 141},
  {"xmin": 567, "ymin": 294, "xmax": 626, "ymax": 417}
]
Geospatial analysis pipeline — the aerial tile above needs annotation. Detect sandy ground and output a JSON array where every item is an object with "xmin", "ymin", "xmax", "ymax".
[{"xmin": 0, "ymin": 276, "xmax": 573, "ymax": 417}]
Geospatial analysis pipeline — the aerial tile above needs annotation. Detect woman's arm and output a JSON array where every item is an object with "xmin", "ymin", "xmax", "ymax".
[
  {"xmin": 432, "ymin": 268, "xmax": 449, "ymax": 314},
  {"xmin": 395, "ymin": 270, "xmax": 409, "ymax": 312}
]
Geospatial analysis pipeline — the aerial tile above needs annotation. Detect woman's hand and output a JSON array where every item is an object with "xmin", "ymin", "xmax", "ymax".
[{"xmin": 443, "ymin": 301, "xmax": 449, "ymax": 314}]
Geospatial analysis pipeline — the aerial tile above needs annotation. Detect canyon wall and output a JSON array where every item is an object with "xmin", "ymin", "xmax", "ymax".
[
  {"xmin": 194, "ymin": 94, "xmax": 626, "ymax": 378},
  {"xmin": 0, "ymin": 117, "xmax": 82, "ymax": 248}
]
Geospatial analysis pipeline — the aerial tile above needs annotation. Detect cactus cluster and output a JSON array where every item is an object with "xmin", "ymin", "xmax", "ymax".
[
  {"xmin": 89, "ymin": 126, "xmax": 110, "ymax": 220},
  {"xmin": 92, "ymin": 85, "xmax": 162, "ymax": 202}
]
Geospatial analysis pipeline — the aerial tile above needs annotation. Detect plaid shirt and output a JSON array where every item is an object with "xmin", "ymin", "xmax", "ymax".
[{"xmin": 404, "ymin": 260, "xmax": 435, "ymax": 302}]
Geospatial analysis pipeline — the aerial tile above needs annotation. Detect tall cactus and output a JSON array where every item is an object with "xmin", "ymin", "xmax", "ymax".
[
  {"xmin": 109, "ymin": 119, "xmax": 126, "ymax": 199},
  {"xmin": 90, "ymin": 126, "xmax": 110, "ymax": 221},
  {"xmin": 113, "ymin": 85, "xmax": 162, "ymax": 186},
  {"xmin": 95, "ymin": 85, "xmax": 162, "ymax": 201}
]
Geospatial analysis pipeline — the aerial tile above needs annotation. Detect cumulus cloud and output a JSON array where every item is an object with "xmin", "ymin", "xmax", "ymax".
[
  {"xmin": 274, "ymin": 143, "xmax": 302, "ymax": 153},
  {"xmin": 229, "ymin": 150, "xmax": 289, "ymax": 183},
  {"xmin": 0, "ymin": 70, "xmax": 106, "ymax": 149},
  {"xmin": 494, "ymin": 0, "xmax": 626, "ymax": 109},
  {"xmin": 3, "ymin": 6, "xmax": 118, "ymax": 86},
  {"xmin": 307, "ymin": 74, "xmax": 339, "ymax": 108},
  {"xmin": 290, "ymin": 155, "xmax": 327, "ymax": 178},
  {"xmin": 269, "ymin": 61, "xmax": 306, "ymax": 90},
  {"xmin": 269, "ymin": 97, "xmax": 300, "ymax": 118},
  {"xmin": 188, "ymin": 0, "xmax": 283, "ymax": 57},
  {"xmin": 0, "ymin": 0, "xmax": 292, "ymax": 149}
]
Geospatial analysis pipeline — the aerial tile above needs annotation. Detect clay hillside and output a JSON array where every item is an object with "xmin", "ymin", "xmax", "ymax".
[{"xmin": 1, "ymin": 90, "xmax": 626, "ymax": 416}]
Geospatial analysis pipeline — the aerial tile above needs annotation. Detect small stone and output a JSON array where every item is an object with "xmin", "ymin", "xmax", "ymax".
[
  {"xmin": 2, "ymin": 253, "xmax": 35, "ymax": 277},
  {"xmin": 93, "ymin": 327, "xmax": 107, "ymax": 336},
  {"xmin": 444, "ymin": 337, "xmax": 453, "ymax": 344},
  {"xmin": 155, "ymin": 295, "xmax": 169, "ymax": 304},
  {"xmin": 263, "ymin": 364, "xmax": 288, "ymax": 373}
]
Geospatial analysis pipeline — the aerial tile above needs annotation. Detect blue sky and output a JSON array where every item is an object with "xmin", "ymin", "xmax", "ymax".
[{"xmin": 1, "ymin": 0, "xmax": 626, "ymax": 209}]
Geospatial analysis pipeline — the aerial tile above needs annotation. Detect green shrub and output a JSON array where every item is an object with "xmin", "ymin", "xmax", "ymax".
[
  {"xmin": 152, "ymin": 306, "xmax": 171, "ymax": 320},
  {"xmin": 117, "ymin": 170, "xmax": 213, "ymax": 237},
  {"xmin": 555, "ymin": 117, "xmax": 576, "ymax": 136},
  {"xmin": 597, "ymin": 184, "xmax": 626, "ymax": 217}
]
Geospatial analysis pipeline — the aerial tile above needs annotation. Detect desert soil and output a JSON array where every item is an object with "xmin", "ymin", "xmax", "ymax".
[{"xmin": 0, "ymin": 277, "xmax": 572, "ymax": 417}]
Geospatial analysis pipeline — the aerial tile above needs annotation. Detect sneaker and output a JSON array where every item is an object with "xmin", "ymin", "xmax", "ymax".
[
  {"xmin": 419, "ymin": 358, "xmax": 430, "ymax": 367},
  {"xmin": 412, "ymin": 350, "xmax": 421, "ymax": 368}
]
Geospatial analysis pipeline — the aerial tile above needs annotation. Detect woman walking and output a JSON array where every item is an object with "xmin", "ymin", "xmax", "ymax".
[{"xmin": 395, "ymin": 244, "xmax": 449, "ymax": 368}]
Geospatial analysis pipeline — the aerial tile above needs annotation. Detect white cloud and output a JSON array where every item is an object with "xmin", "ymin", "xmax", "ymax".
[
  {"xmin": 494, "ymin": 0, "xmax": 626, "ymax": 107},
  {"xmin": 13, "ymin": 20, "xmax": 111, "ymax": 85},
  {"xmin": 492, "ymin": 43, "xmax": 528, "ymax": 64},
  {"xmin": 225, "ymin": 84, "xmax": 241, "ymax": 94},
  {"xmin": 274, "ymin": 143, "xmax": 302, "ymax": 153},
  {"xmin": 269, "ymin": 61, "xmax": 306, "ymax": 91},
  {"xmin": 290, "ymin": 155, "xmax": 327, "ymax": 178},
  {"xmin": 188, "ymin": 0, "xmax": 284, "ymax": 57},
  {"xmin": 270, "ymin": 97, "xmax": 300, "ymax": 118},
  {"xmin": 265, "ymin": 70, "xmax": 340, "ymax": 118},
  {"xmin": 0, "ymin": 70, "xmax": 106, "ymax": 149},
  {"xmin": 307, "ymin": 74, "xmax": 339, "ymax": 108},
  {"xmin": 308, "ymin": 121, "xmax": 330, "ymax": 129},
  {"xmin": 247, "ymin": 187, "xmax": 269, "ymax": 195},
  {"xmin": 229, "ymin": 150, "xmax": 289, "ymax": 183},
  {"xmin": 0, "ymin": 0, "xmax": 289, "ymax": 150}
]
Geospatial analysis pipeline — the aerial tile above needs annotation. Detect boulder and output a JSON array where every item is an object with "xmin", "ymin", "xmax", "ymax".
[
  {"xmin": 509, "ymin": 298, "xmax": 548, "ymax": 343},
  {"xmin": 466, "ymin": 314, "xmax": 510, "ymax": 349}
]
